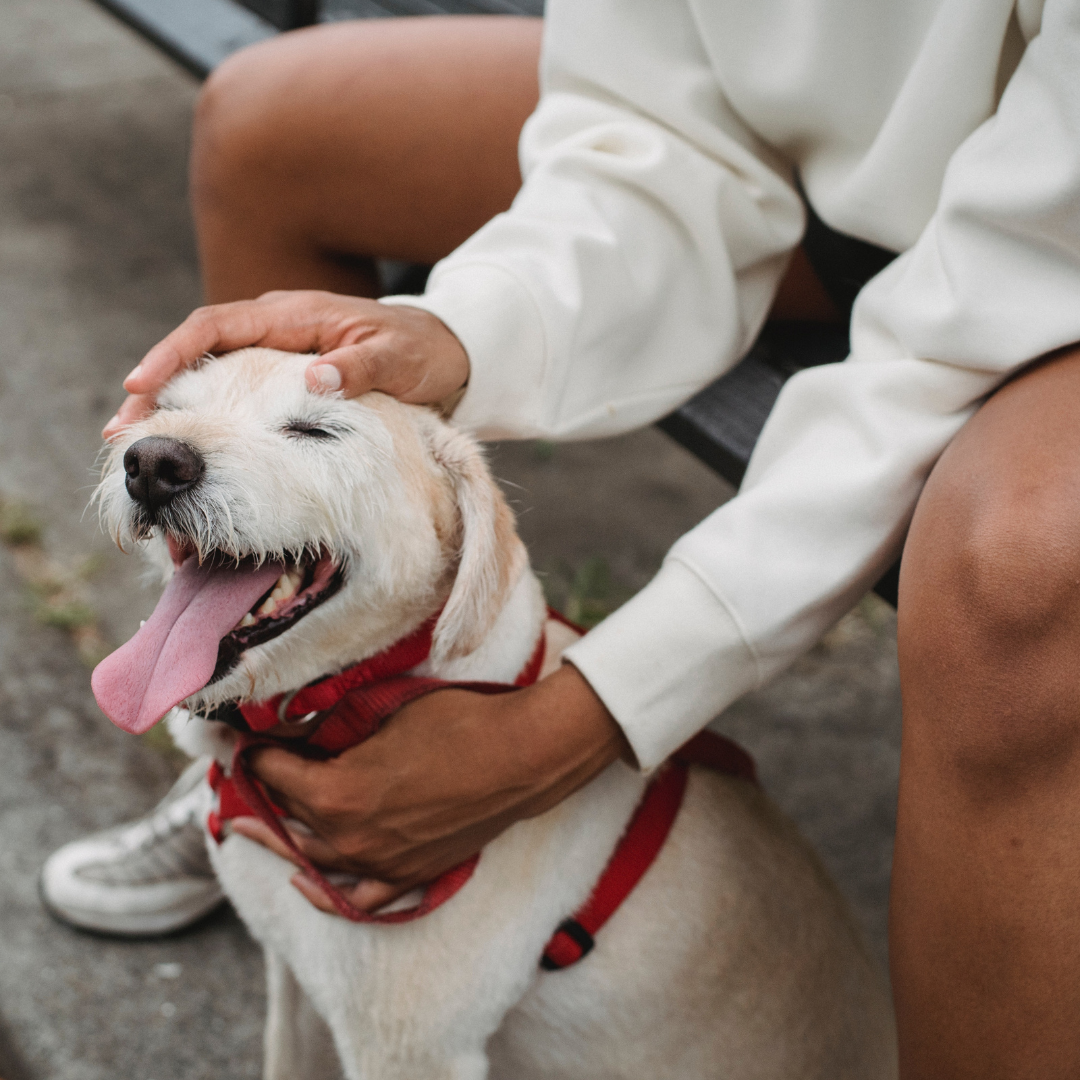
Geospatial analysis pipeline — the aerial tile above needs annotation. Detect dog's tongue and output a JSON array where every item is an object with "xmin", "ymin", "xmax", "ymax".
[{"xmin": 92, "ymin": 557, "xmax": 284, "ymax": 734}]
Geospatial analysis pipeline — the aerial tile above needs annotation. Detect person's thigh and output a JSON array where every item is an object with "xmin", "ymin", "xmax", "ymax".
[
  {"xmin": 190, "ymin": 16, "xmax": 542, "ymax": 300},
  {"xmin": 892, "ymin": 344, "xmax": 1080, "ymax": 1078}
]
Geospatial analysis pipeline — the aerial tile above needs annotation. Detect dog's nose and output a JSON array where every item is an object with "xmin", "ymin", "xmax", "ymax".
[{"xmin": 123, "ymin": 437, "xmax": 205, "ymax": 511}]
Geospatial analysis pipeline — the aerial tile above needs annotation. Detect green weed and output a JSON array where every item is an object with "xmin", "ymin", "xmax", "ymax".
[
  {"xmin": 543, "ymin": 554, "xmax": 630, "ymax": 630},
  {"xmin": 0, "ymin": 500, "xmax": 43, "ymax": 546},
  {"xmin": 37, "ymin": 601, "xmax": 97, "ymax": 630}
]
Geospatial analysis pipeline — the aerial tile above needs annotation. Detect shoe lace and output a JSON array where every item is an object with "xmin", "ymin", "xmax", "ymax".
[{"xmin": 76, "ymin": 784, "xmax": 214, "ymax": 886}]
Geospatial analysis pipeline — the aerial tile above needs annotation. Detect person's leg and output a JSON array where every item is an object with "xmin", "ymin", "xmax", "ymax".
[
  {"xmin": 190, "ymin": 16, "xmax": 543, "ymax": 302},
  {"xmin": 892, "ymin": 344, "xmax": 1080, "ymax": 1079}
]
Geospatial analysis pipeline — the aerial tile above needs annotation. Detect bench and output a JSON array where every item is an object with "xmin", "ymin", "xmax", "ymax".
[{"xmin": 91, "ymin": 0, "xmax": 901, "ymax": 607}]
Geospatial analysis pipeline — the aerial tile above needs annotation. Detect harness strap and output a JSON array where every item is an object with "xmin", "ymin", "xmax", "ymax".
[
  {"xmin": 540, "ymin": 729, "xmax": 757, "ymax": 970},
  {"xmin": 205, "ymin": 609, "xmax": 759, "ymax": 968},
  {"xmin": 541, "ymin": 760, "xmax": 689, "ymax": 969}
]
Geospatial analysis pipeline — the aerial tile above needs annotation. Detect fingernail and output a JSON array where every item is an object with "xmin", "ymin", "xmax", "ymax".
[
  {"xmin": 310, "ymin": 364, "xmax": 341, "ymax": 392},
  {"xmin": 123, "ymin": 365, "xmax": 143, "ymax": 387},
  {"xmin": 102, "ymin": 414, "xmax": 121, "ymax": 438}
]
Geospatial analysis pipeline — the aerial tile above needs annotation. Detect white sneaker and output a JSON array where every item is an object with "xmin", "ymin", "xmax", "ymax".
[{"xmin": 40, "ymin": 756, "xmax": 224, "ymax": 936}]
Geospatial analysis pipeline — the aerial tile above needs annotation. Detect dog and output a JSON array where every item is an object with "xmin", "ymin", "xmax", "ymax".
[{"xmin": 91, "ymin": 348, "xmax": 897, "ymax": 1080}]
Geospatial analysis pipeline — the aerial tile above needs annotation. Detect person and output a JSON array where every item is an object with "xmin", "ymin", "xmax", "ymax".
[{"xmin": 39, "ymin": 3, "xmax": 1080, "ymax": 1076}]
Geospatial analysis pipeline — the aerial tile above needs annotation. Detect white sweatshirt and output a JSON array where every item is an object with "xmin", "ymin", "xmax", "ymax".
[{"xmin": 383, "ymin": 0, "xmax": 1080, "ymax": 769}]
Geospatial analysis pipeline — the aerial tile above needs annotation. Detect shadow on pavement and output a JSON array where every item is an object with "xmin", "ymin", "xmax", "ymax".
[{"xmin": 0, "ymin": 1016, "xmax": 33, "ymax": 1080}]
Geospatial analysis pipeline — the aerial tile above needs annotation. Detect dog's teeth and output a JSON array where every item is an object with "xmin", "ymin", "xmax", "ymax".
[
  {"xmin": 271, "ymin": 570, "xmax": 301, "ymax": 603},
  {"xmin": 235, "ymin": 568, "xmax": 306, "ymax": 630}
]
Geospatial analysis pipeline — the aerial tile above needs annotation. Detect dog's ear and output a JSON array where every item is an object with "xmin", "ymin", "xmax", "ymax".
[{"xmin": 426, "ymin": 424, "xmax": 527, "ymax": 661}]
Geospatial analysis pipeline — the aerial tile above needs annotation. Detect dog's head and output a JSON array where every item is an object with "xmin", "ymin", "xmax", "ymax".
[{"xmin": 91, "ymin": 347, "xmax": 527, "ymax": 733}]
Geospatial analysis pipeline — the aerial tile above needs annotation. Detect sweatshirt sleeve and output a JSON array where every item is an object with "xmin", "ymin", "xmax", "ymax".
[
  {"xmin": 565, "ymin": 0, "xmax": 1080, "ymax": 767},
  {"xmin": 393, "ymin": 0, "xmax": 1080, "ymax": 769},
  {"xmin": 380, "ymin": 0, "xmax": 805, "ymax": 439}
]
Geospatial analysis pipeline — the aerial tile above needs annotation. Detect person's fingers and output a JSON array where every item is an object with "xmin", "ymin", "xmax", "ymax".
[
  {"xmin": 345, "ymin": 877, "xmax": 409, "ymax": 912},
  {"xmin": 290, "ymin": 872, "xmax": 339, "ymax": 914},
  {"xmin": 234, "ymin": 813, "xmax": 456, "ymax": 916},
  {"xmin": 123, "ymin": 302, "xmax": 272, "ymax": 394},
  {"xmin": 229, "ymin": 816, "xmax": 352, "ymax": 871},
  {"xmin": 246, "ymin": 745, "xmax": 338, "ymax": 832},
  {"xmin": 122, "ymin": 291, "xmax": 361, "ymax": 398},
  {"xmin": 304, "ymin": 343, "xmax": 379, "ymax": 398},
  {"xmin": 304, "ymin": 307, "xmax": 469, "ymax": 404},
  {"xmin": 290, "ymin": 871, "xmax": 412, "ymax": 917},
  {"xmin": 305, "ymin": 337, "xmax": 467, "ymax": 403},
  {"xmin": 103, "ymin": 392, "xmax": 156, "ymax": 440},
  {"xmin": 230, "ymin": 817, "xmax": 306, "ymax": 866}
]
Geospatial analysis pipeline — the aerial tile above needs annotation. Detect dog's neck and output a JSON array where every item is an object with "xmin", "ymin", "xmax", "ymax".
[{"xmin": 413, "ymin": 569, "xmax": 548, "ymax": 685}]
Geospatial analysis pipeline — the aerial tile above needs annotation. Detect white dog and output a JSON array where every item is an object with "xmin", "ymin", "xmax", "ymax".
[{"xmin": 91, "ymin": 348, "xmax": 896, "ymax": 1080}]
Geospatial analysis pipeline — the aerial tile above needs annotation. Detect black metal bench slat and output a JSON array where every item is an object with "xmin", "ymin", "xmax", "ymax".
[
  {"xmin": 95, "ymin": 0, "xmax": 279, "ymax": 75},
  {"xmin": 659, "ymin": 323, "xmax": 899, "ymax": 606},
  {"xmin": 96, "ymin": 0, "xmax": 542, "ymax": 76},
  {"xmin": 657, "ymin": 322, "xmax": 850, "ymax": 488},
  {"xmin": 92, "ymin": 0, "xmax": 901, "ymax": 607}
]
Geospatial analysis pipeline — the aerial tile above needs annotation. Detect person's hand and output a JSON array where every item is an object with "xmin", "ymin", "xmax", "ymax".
[
  {"xmin": 103, "ymin": 290, "xmax": 469, "ymax": 440},
  {"xmin": 229, "ymin": 664, "xmax": 633, "ymax": 915}
]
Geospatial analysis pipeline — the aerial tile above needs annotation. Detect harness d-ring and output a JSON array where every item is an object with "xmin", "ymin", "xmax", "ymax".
[
  {"xmin": 276, "ymin": 689, "xmax": 299, "ymax": 722},
  {"xmin": 276, "ymin": 689, "xmax": 318, "ymax": 725}
]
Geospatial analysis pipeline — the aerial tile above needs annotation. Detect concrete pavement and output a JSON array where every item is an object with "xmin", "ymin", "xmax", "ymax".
[{"xmin": 0, "ymin": 0, "xmax": 900, "ymax": 1074}]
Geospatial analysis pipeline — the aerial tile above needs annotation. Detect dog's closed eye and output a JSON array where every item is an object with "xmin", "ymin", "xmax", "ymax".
[{"xmin": 282, "ymin": 421, "xmax": 339, "ymax": 440}]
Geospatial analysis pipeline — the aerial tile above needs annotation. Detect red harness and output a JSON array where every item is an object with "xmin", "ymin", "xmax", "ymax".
[{"xmin": 207, "ymin": 608, "xmax": 756, "ymax": 969}]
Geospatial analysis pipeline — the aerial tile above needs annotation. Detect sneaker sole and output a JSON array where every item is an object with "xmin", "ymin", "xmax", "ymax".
[{"xmin": 38, "ymin": 872, "xmax": 227, "ymax": 938}]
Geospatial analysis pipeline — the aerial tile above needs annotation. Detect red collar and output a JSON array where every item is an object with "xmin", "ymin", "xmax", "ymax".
[
  {"xmin": 207, "ymin": 607, "xmax": 757, "ymax": 968},
  {"xmin": 227, "ymin": 610, "xmax": 546, "ymax": 756},
  {"xmin": 238, "ymin": 612, "xmax": 444, "ymax": 731}
]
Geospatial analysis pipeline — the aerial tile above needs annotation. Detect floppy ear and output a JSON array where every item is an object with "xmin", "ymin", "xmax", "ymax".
[{"xmin": 426, "ymin": 424, "xmax": 528, "ymax": 661}]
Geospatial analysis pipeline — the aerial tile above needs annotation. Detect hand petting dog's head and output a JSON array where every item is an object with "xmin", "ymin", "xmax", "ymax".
[{"xmin": 92, "ymin": 348, "xmax": 526, "ymax": 732}]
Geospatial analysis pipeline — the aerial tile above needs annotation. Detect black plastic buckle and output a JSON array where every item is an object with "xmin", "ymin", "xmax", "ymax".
[{"xmin": 540, "ymin": 918, "xmax": 595, "ymax": 971}]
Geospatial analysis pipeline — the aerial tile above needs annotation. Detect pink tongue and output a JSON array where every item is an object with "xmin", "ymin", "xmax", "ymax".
[{"xmin": 92, "ymin": 557, "xmax": 285, "ymax": 734}]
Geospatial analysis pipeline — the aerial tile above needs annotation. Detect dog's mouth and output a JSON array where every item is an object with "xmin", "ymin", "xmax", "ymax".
[
  {"xmin": 90, "ymin": 538, "xmax": 345, "ymax": 735},
  {"xmin": 210, "ymin": 549, "xmax": 345, "ymax": 685}
]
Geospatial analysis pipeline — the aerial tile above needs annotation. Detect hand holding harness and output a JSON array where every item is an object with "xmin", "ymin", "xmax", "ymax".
[{"xmin": 206, "ymin": 608, "xmax": 756, "ymax": 969}]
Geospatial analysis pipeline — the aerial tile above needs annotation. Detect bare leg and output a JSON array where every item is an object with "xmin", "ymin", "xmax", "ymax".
[
  {"xmin": 190, "ymin": 16, "xmax": 543, "ymax": 302},
  {"xmin": 892, "ymin": 345, "xmax": 1080, "ymax": 1078}
]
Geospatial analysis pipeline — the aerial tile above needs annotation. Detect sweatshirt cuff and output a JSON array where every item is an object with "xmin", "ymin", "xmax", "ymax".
[
  {"xmin": 380, "ymin": 263, "xmax": 548, "ymax": 439},
  {"xmin": 562, "ymin": 559, "xmax": 761, "ymax": 771}
]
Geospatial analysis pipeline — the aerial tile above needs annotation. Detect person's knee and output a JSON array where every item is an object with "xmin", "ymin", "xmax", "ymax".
[
  {"xmin": 191, "ymin": 42, "xmax": 289, "ymax": 218},
  {"xmin": 190, "ymin": 22, "xmax": 420, "ymax": 225},
  {"xmin": 899, "ymin": 445, "xmax": 1080, "ymax": 782}
]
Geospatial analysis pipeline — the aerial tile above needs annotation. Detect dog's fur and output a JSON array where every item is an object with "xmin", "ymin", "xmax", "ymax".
[{"xmin": 98, "ymin": 348, "xmax": 897, "ymax": 1080}]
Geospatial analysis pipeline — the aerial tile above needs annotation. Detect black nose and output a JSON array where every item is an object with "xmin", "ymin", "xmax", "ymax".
[{"xmin": 124, "ymin": 437, "xmax": 205, "ymax": 511}]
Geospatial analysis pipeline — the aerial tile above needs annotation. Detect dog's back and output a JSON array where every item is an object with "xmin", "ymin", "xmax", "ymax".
[{"xmin": 490, "ymin": 766, "xmax": 897, "ymax": 1079}]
